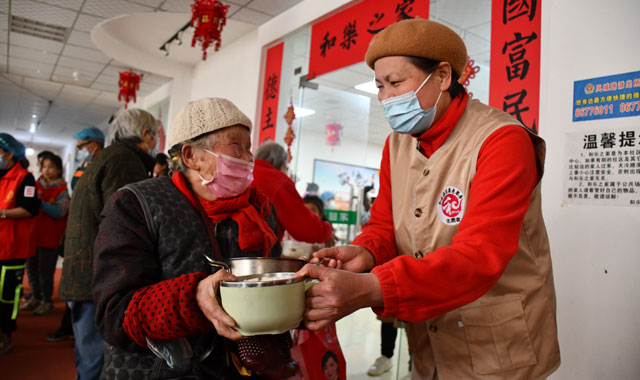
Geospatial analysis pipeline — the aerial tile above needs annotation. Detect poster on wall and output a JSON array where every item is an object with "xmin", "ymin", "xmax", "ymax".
[
  {"xmin": 258, "ymin": 42, "xmax": 284, "ymax": 144},
  {"xmin": 572, "ymin": 71, "xmax": 640, "ymax": 122},
  {"xmin": 563, "ymin": 127, "xmax": 640, "ymax": 206},
  {"xmin": 489, "ymin": 0, "xmax": 541, "ymax": 134},
  {"xmin": 312, "ymin": 159, "xmax": 380, "ymax": 211},
  {"xmin": 307, "ymin": 0, "xmax": 429, "ymax": 79}
]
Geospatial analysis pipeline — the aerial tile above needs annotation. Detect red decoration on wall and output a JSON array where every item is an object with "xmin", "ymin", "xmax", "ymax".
[
  {"xmin": 258, "ymin": 42, "xmax": 284, "ymax": 144},
  {"xmin": 489, "ymin": 0, "xmax": 541, "ymax": 134},
  {"xmin": 190, "ymin": 0, "xmax": 229, "ymax": 60},
  {"xmin": 325, "ymin": 123, "xmax": 342, "ymax": 149},
  {"xmin": 458, "ymin": 57, "xmax": 480, "ymax": 99},
  {"xmin": 283, "ymin": 102, "xmax": 296, "ymax": 163},
  {"xmin": 118, "ymin": 70, "xmax": 141, "ymax": 109},
  {"xmin": 308, "ymin": 0, "xmax": 429, "ymax": 79}
]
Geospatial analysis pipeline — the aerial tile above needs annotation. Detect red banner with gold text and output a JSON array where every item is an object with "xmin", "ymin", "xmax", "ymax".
[
  {"xmin": 259, "ymin": 42, "xmax": 284, "ymax": 144},
  {"xmin": 489, "ymin": 0, "xmax": 541, "ymax": 134},
  {"xmin": 308, "ymin": 0, "xmax": 429, "ymax": 79}
]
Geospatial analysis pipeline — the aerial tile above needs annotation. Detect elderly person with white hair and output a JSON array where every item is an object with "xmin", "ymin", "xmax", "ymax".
[
  {"xmin": 59, "ymin": 108, "xmax": 158, "ymax": 380},
  {"xmin": 92, "ymin": 98, "xmax": 297, "ymax": 380}
]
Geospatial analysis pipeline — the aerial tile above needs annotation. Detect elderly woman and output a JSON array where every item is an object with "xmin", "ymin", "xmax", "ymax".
[
  {"xmin": 93, "ymin": 98, "xmax": 296, "ymax": 380},
  {"xmin": 60, "ymin": 109, "xmax": 158, "ymax": 380}
]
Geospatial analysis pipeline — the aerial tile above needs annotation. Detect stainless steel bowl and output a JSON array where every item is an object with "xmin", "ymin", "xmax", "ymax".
[
  {"xmin": 203, "ymin": 256, "xmax": 308, "ymax": 276},
  {"xmin": 220, "ymin": 272, "xmax": 302, "ymax": 288}
]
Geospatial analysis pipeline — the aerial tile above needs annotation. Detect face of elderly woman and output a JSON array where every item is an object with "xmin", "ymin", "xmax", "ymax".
[
  {"xmin": 189, "ymin": 124, "xmax": 253, "ymax": 200},
  {"xmin": 374, "ymin": 56, "xmax": 450, "ymax": 116}
]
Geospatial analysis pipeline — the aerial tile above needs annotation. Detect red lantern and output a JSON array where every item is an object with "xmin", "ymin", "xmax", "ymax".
[
  {"xmin": 118, "ymin": 70, "xmax": 141, "ymax": 109},
  {"xmin": 326, "ymin": 123, "xmax": 342, "ymax": 149},
  {"xmin": 283, "ymin": 102, "xmax": 296, "ymax": 163},
  {"xmin": 190, "ymin": 0, "xmax": 229, "ymax": 60}
]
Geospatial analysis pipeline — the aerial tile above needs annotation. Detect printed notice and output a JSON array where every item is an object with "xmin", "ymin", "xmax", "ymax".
[{"xmin": 564, "ymin": 127, "xmax": 640, "ymax": 206}]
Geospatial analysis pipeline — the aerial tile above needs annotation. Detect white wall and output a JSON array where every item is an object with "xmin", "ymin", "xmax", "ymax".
[{"xmin": 541, "ymin": 0, "xmax": 640, "ymax": 379}]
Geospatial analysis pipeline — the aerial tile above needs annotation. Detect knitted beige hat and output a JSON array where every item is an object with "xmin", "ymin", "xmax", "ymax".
[
  {"xmin": 168, "ymin": 97, "xmax": 252, "ymax": 149},
  {"xmin": 365, "ymin": 18, "xmax": 467, "ymax": 76}
]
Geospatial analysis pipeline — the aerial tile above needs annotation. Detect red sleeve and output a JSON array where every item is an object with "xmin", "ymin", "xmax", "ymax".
[
  {"xmin": 352, "ymin": 136, "xmax": 398, "ymax": 265},
  {"xmin": 371, "ymin": 126, "xmax": 538, "ymax": 321},
  {"xmin": 123, "ymin": 272, "xmax": 212, "ymax": 347},
  {"xmin": 276, "ymin": 179, "xmax": 333, "ymax": 243}
]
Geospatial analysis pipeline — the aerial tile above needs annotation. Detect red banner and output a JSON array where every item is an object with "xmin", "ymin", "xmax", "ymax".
[
  {"xmin": 308, "ymin": 0, "xmax": 429, "ymax": 79},
  {"xmin": 258, "ymin": 42, "xmax": 284, "ymax": 144},
  {"xmin": 489, "ymin": 0, "xmax": 541, "ymax": 133}
]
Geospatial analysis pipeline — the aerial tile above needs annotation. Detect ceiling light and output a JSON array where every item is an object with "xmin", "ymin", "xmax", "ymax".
[
  {"xmin": 294, "ymin": 107, "xmax": 315, "ymax": 118},
  {"xmin": 29, "ymin": 123, "xmax": 37, "ymax": 133},
  {"xmin": 26, "ymin": 148, "xmax": 35, "ymax": 156},
  {"xmin": 32, "ymin": 114, "xmax": 37, "ymax": 118},
  {"xmin": 354, "ymin": 80, "xmax": 379, "ymax": 95}
]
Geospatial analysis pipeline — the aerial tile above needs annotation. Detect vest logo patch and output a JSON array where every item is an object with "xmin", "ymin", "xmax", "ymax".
[
  {"xmin": 24, "ymin": 186, "xmax": 35, "ymax": 198},
  {"xmin": 437, "ymin": 186, "xmax": 465, "ymax": 225}
]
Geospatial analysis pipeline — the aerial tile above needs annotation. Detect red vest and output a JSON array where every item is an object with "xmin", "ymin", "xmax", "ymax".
[
  {"xmin": 35, "ymin": 182, "xmax": 68, "ymax": 249},
  {"xmin": 0, "ymin": 164, "xmax": 37, "ymax": 260}
]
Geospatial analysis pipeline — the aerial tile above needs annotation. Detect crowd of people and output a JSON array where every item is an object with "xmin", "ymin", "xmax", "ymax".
[{"xmin": 0, "ymin": 17, "xmax": 559, "ymax": 380}]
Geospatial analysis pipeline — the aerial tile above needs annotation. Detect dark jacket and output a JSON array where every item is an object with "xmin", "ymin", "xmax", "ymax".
[
  {"xmin": 60, "ymin": 140, "xmax": 154, "ymax": 301},
  {"xmin": 93, "ymin": 177, "xmax": 280, "ymax": 379}
]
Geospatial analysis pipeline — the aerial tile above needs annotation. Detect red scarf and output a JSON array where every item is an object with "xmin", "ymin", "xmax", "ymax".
[{"xmin": 171, "ymin": 172, "xmax": 277, "ymax": 256}]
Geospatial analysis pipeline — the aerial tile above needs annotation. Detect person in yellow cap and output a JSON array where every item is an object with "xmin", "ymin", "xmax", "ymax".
[{"xmin": 298, "ymin": 18, "xmax": 560, "ymax": 380}]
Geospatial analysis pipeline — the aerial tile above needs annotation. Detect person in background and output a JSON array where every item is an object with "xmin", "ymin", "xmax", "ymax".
[
  {"xmin": 252, "ymin": 142, "xmax": 333, "ymax": 244},
  {"xmin": 21, "ymin": 153, "xmax": 69, "ymax": 316},
  {"xmin": 93, "ymin": 98, "xmax": 295, "ymax": 379},
  {"xmin": 153, "ymin": 152, "xmax": 170, "ymax": 177},
  {"xmin": 46, "ymin": 128, "xmax": 106, "ymax": 342},
  {"xmin": 60, "ymin": 109, "xmax": 158, "ymax": 379},
  {"xmin": 0, "ymin": 133, "xmax": 40, "ymax": 355},
  {"xmin": 303, "ymin": 194, "xmax": 326, "ymax": 221},
  {"xmin": 72, "ymin": 126, "xmax": 105, "ymax": 190},
  {"xmin": 36, "ymin": 150, "xmax": 54, "ymax": 182},
  {"xmin": 299, "ymin": 18, "xmax": 559, "ymax": 380}
]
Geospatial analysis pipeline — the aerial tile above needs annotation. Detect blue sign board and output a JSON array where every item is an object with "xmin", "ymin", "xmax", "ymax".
[{"xmin": 573, "ymin": 71, "xmax": 640, "ymax": 122}]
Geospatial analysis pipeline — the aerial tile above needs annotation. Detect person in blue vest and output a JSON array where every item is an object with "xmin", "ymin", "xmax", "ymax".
[{"xmin": 0, "ymin": 133, "xmax": 40, "ymax": 355}]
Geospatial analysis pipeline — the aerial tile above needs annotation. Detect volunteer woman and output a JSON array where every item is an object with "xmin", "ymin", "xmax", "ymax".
[
  {"xmin": 0, "ymin": 133, "xmax": 39, "ymax": 355},
  {"xmin": 299, "ymin": 19, "xmax": 560, "ymax": 380}
]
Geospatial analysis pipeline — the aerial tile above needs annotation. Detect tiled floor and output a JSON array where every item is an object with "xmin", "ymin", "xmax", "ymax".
[{"xmin": 336, "ymin": 308, "xmax": 411, "ymax": 380}]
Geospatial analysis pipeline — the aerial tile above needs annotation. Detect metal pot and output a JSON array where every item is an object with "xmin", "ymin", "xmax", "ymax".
[
  {"xmin": 220, "ymin": 273, "xmax": 316, "ymax": 336},
  {"xmin": 203, "ymin": 256, "xmax": 308, "ymax": 276}
]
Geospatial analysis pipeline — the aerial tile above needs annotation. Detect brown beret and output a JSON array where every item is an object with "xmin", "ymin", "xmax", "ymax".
[{"xmin": 365, "ymin": 18, "xmax": 468, "ymax": 76}]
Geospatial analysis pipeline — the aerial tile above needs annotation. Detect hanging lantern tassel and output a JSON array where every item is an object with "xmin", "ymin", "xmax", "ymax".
[
  {"xmin": 325, "ymin": 123, "xmax": 343, "ymax": 151},
  {"xmin": 190, "ymin": 0, "xmax": 229, "ymax": 60},
  {"xmin": 458, "ymin": 56, "xmax": 480, "ymax": 99},
  {"xmin": 283, "ymin": 102, "xmax": 296, "ymax": 163},
  {"xmin": 118, "ymin": 70, "xmax": 141, "ymax": 109}
]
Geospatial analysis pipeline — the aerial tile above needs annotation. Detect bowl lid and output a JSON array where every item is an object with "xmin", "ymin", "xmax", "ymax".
[{"xmin": 220, "ymin": 272, "xmax": 304, "ymax": 288}]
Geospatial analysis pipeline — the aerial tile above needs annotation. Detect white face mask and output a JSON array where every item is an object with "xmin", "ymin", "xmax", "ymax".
[{"xmin": 76, "ymin": 148, "xmax": 91, "ymax": 162}]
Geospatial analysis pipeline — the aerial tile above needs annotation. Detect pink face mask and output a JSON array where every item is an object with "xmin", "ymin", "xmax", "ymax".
[{"xmin": 197, "ymin": 150, "xmax": 254, "ymax": 198}]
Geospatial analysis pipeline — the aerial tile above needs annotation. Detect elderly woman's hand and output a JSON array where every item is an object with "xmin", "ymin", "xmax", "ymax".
[
  {"xmin": 296, "ymin": 264, "xmax": 383, "ymax": 331},
  {"xmin": 311, "ymin": 245, "xmax": 375, "ymax": 273},
  {"xmin": 196, "ymin": 270, "xmax": 245, "ymax": 341}
]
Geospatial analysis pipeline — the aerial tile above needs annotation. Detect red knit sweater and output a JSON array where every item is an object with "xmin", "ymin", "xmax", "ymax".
[
  {"xmin": 252, "ymin": 159, "xmax": 332, "ymax": 243},
  {"xmin": 352, "ymin": 94, "xmax": 539, "ymax": 321}
]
